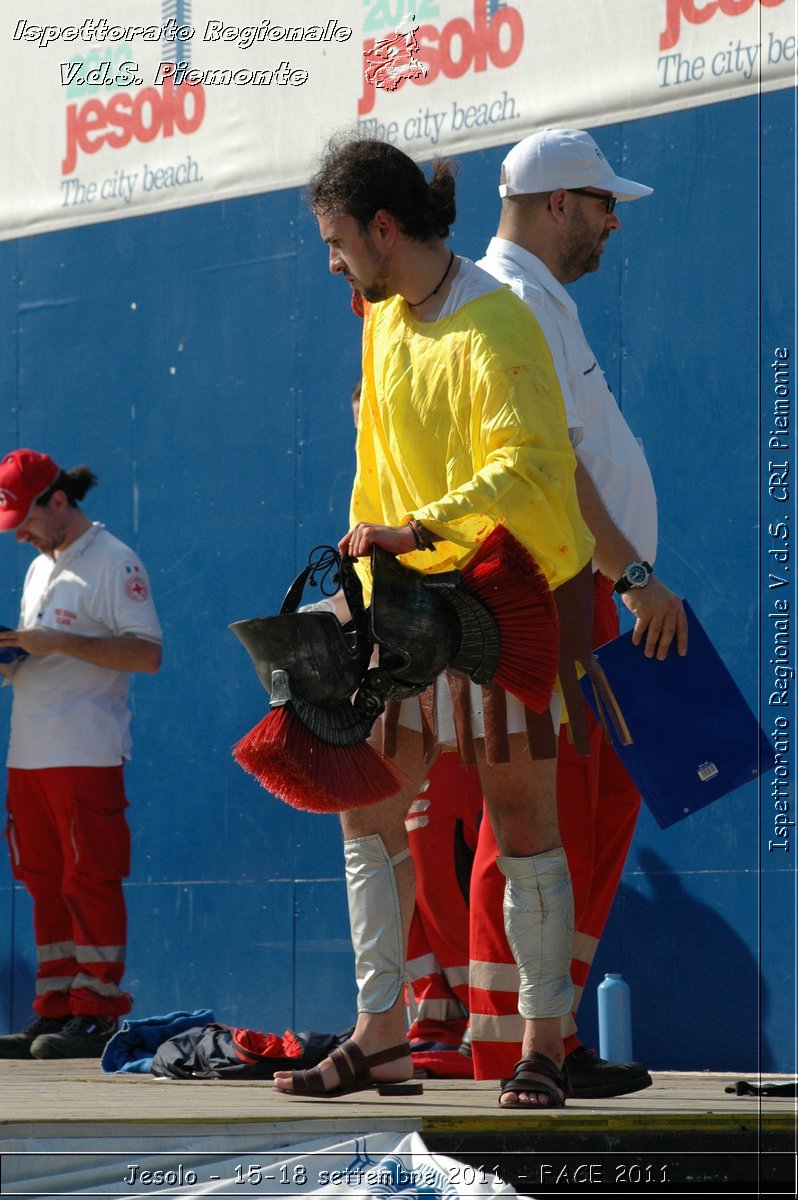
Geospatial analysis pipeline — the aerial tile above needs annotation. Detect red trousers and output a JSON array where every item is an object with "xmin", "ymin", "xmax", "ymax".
[
  {"xmin": 5, "ymin": 766, "xmax": 133, "ymax": 1018},
  {"xmin": 405, "ymin": 754, "xmax": 482, "ymax": 1049},
  {"xmin": 406, "ymin": 577, "xmax": 641, "ymax": 1079}
]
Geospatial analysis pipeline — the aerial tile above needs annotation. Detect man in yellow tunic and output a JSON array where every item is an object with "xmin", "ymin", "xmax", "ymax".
[{"xmin": 274, "ymin": 134, "xmax": 594, "ymax": 1108}]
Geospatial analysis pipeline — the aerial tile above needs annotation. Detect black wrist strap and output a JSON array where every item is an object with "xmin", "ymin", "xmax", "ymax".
[{"xmin": 613, "ymin": 561, "xmax": 653, "ymax": 594}]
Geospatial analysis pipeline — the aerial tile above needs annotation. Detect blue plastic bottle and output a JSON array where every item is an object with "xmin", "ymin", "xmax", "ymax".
[{"xmin": 598, "ymin": 973, "xmax": 633, "ymax": 1062}]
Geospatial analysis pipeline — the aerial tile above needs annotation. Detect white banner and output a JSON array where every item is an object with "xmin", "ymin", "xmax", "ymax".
[
  {"xmin": 5, "ymin": 1131, "xmax": 520, "ymax": 1198},
  {"xmin": 3, "ymin": 0, "xmax": 796, "ymax": 240}
]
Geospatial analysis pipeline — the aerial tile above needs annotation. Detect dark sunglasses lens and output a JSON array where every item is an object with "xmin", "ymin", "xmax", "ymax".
[{"xmin": 569, "ymin": 188, "xmax": 616, "ymax": 213}]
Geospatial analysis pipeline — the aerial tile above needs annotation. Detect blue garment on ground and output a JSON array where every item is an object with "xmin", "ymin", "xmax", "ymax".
[{"xmin": 101, "ymin": 1008, "xmax": 215, "ymax": 1073}]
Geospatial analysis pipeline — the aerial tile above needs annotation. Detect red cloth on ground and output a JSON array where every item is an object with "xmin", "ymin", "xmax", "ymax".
[{"xmin": 410, "ymin": 1047, "xmax": 474, "ymax": 1079}]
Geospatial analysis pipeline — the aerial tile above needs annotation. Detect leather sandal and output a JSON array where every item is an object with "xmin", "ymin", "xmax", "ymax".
[
  {"xmin": 275, "ymin": 1039, "xmax": 420, "ymax": 1098},
  {"xmin": 499, "ymin": 1051, "xmax": 569, "ymax": 1108}
]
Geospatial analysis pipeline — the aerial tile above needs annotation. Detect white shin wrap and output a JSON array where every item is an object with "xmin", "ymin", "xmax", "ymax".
[
  {"xmin": 497, "ymin": 847, "xmax": 574, "ymax": 1020},
  {"xmin": 344, "ymin": 834, "xmax": 408, "ymax": 1014}
]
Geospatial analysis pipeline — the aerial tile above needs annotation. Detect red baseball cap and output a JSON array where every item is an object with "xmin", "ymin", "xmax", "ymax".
[{"xmin": 0, "ymin": 449, "xmax": 60, "ymax": 532}]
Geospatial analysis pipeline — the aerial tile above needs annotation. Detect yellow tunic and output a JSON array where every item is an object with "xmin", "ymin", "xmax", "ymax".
[{"xmin": 351, "ymin": 283, "xmax": 594, "ymax": 589}]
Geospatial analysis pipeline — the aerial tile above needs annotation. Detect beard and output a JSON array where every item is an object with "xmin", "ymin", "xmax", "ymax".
[
  {"xmin": 559, "ymin": 208, "xmax": 606, "ymax": 282},
  {"xmin": 350, "ymin": 237, "xmax": 393, "ymax": 303},
  {"xmin": 21, "ymin": 516, "xmax": 68, "ymax": 557},
  {"xmin": 360, "ymin": 279, "xmax": 390, "ymax": 303}
]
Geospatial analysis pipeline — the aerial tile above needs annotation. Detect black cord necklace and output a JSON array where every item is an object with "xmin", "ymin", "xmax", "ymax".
[{"xmin": 407, "ymin": 249, "xmax": 455, "ymax": 307}]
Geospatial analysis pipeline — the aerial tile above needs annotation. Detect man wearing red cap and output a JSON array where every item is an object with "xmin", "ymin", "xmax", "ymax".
[{"xmin": 0, "ymin": 450, "xmax": 162, "ymax": 1059}]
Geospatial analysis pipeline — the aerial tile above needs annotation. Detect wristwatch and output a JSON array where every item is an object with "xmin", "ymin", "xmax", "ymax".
[{"xmin": 613, "ymin": 560, "xmax": 653, "ymax": 594}]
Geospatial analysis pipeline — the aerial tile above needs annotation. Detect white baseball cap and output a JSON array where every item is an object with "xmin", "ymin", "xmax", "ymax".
[{"xmin": 499, "ymin": 128, "xmax": 653, "ymax": 202}]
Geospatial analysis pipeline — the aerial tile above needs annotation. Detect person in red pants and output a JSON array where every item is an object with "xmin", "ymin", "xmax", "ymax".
[
  {"xmin": 0, "ymin": 450, "xmax": 162, "ymax": 1059},
  {"xmin": 404, "ymin": 754, "xmax": 481, "ymax": 1077}
]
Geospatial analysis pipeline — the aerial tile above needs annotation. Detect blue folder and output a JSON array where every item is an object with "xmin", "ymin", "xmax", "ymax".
[
  {"xmin": 0, "ymin": 624, "xmax": 28, "ymax": 665},
  {"xmin": 580, "ymin": 601, "xmax": 775, "ymax": 829}
]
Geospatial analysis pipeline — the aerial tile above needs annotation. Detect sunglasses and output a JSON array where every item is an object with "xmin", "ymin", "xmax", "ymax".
[{"xmin": 567, "ymin": 188, "xmax": 617, "ymax": 214}]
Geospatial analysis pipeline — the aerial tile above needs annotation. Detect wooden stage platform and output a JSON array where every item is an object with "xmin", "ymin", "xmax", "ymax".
[{"xmin": 0, "ymin": 1062, "xmax": 795, "ymax": 1196}]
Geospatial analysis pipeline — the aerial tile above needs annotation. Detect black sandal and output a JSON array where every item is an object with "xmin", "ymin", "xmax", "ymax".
[
  {"xmin": 275, "ymin": 1040, "xmax": 420, "ymax": 1098},
  {"xmin": 499, "ymin": 1051, "xmax": 569, "ymax": 1108}
]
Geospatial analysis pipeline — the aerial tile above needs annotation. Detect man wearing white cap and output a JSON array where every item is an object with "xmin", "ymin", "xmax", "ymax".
[
  {"xmin": 467, "ymin": 128, "xmax": 687, "ymax": 1095},
  {"xmin": 0, "ymin": 450, "xmax": 162, "ymax": 1059}
]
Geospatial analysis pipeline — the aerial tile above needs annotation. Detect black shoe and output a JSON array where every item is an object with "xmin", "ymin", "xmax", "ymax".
[
  {"xmin": 564, "ymin": 1045, "xmax": 653, "ymax": 1098},
  {"xmin": 0, "ymin": 1015, "xmax": 69, "ymax": 1060},
  {"xmin": 30, "ymin": 1015, "xmax": 118, "ymax": 1060}
]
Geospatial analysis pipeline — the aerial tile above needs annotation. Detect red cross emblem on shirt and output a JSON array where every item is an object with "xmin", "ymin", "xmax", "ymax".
[{"xmin": 124, "ymin": 566, "xmax": 150, "ymax": 602}]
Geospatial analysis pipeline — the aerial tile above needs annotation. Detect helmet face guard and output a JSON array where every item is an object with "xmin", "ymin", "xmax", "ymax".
[
  {"xmin": 352, "ymin": 547, "xmax": 501, "ymax": 721},
  {"xmin": 230, "ymin": 546, "xmax": 401, "ymax": 812},
  {"xmin": 369, "ymin": 548, "xmax": 461, "ymax": 687},
  {"xmin": 230, "ymin": 551, "xmax": 375, "ymax": 747}
]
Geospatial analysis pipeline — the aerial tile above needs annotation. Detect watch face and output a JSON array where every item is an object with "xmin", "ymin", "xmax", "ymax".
[{"xmin": 627, "ymin": 562, "xmax": 649, "ymax": 587}]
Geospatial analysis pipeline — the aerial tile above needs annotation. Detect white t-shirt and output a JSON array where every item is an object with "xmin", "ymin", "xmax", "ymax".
[
  {"xmin": 478, "ymin": 238, "xmax": 657, "ymax": 562},
  {"xmin": 435, "ymin": 256, "xmax": 502, "ymax": 318},
  {"xmin": 7, "ymin": 523, "xmax": 162, "ymax": 769}
]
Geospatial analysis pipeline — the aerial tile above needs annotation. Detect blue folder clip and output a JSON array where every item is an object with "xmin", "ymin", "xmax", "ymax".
[{"xmin": 580, "ymin": 601, "xmax": 776, "ymax": 829}]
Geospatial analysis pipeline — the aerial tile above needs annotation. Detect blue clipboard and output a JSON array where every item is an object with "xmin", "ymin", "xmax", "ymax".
[
  {"xmin": 0, "ymin": 624, "xmax": 28, "ymax": 665},
  {"xmin": 580, "ymin": 601, "xmax": 775, "ymax": 829}
]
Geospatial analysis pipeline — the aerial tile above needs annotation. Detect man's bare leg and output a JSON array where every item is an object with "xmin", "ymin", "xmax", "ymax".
[
  {"xmin": 273, "ymin": 727, "xmax": 436, "ymax": 1094},
  {"xmin": 476, "ymin": 732, "xmax": 572, "ymax": 1106}
]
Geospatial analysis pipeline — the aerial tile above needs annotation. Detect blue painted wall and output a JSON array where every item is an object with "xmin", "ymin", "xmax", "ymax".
[{"xmin": 1, "ymin": 88, "xmax": 794, "ymax": 1072}]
